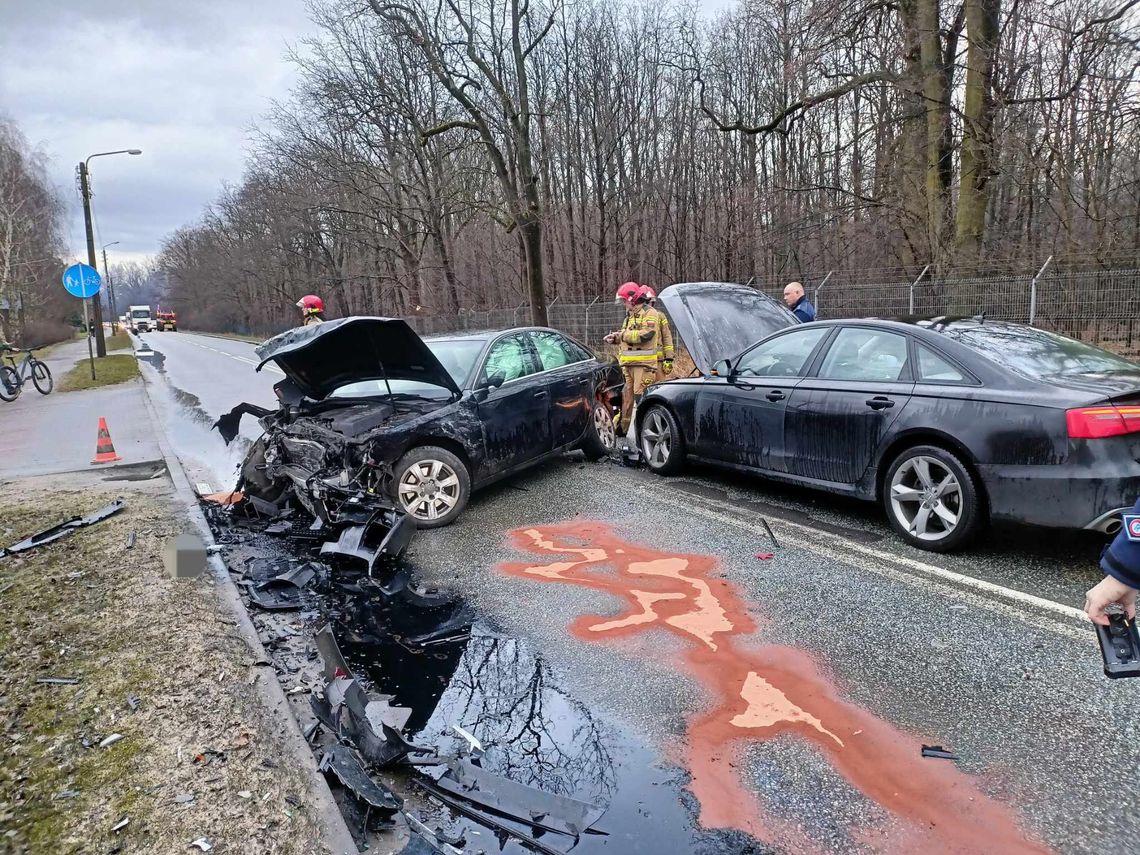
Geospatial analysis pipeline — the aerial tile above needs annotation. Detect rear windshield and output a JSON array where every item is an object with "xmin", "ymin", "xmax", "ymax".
[
  {"xmin": 940, "ymin": 324, "xmax": 1140, "ymax": 380},
  {"xmin": 328, "ymin": 338, "xmax": 484, "ymax": 399}
]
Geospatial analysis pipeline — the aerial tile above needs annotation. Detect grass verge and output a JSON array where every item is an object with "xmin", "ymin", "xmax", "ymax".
[
  {"xmin": 104, "ymin": 333, "xmax": 134, "ymax": 352},
  {"xmin": 58, "ymin": 354, "xmax": 139, "ymax": 392}
]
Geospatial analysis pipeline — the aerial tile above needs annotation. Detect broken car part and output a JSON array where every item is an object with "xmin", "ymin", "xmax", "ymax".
[
  {"xmin": 920, "ymin": 744, "xmax": 958, "ymax": 760},
  {"xmin": 431, "ymin": 759, "xmax": 606, "ymax": 838},
  {"xmin": 0, "ymin": 499, "xmax": 124, "ymax": 558},
  {"xmin": 36, "ymin": 676, "xmax": 81, "ymax": 685},
  {"xmin": 245, "ymin": 562, "xmax": 319, "ymax": 611},
  {"xmin": 319, "ymin": 743, "xmax": 403, "ymax": 812},
  {"xmin": 1096, "ymin": 612, "xmax": 1140, "ymax": 679},
  {"xmin": 319, "ymin": 509, "xmax": 414, "ymax": 573},
  {"xmin": 412, "ymin": 779, "xmax": 568, "ymax": 855}
]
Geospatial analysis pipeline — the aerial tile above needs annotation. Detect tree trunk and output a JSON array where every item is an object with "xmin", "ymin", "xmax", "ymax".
[{"xmin": 955, "ymin": 0, "xmax": 1001, "ymax": 260}]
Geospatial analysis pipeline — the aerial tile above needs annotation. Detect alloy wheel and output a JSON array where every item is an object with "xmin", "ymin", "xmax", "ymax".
[
  {"xmin": 888, "ymin": 455, "xmax": 962, "ymax": 542},
  {"xmin": 640, "ymin": 409, "xmax": 672, "ymax": 467},
  {"xmin": 594, "ymin": 403, "xmax": 617, "ymax": 450},
  {"xmin": 398, "ymin": 458, "xmax": 462, "ymax": 522}
]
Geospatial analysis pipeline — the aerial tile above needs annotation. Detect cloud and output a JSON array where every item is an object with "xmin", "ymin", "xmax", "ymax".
[{"xmin": 0, "ymin": 0, "xmax": 315, "ymax": 261}]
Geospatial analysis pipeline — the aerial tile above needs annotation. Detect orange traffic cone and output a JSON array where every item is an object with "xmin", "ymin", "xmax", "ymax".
[{"xmin": 91, "ymin": 417, "xmax": 122, "ymax": 464}]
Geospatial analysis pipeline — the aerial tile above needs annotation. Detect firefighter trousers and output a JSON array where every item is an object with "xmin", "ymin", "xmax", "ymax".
[{"xmin": 619, "ymin": 364, "xmax": 658, "ymax": 433}]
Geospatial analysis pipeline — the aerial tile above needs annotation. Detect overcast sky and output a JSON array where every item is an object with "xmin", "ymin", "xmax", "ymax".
[{"xmin": 0, "ymin": 0, "xmax": 733, "ymax": 266}]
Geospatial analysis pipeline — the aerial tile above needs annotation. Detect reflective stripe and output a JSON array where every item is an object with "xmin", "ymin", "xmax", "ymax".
[{"xmin": 619, "ymin": 350, "xmax": 659, "ymax": 365}]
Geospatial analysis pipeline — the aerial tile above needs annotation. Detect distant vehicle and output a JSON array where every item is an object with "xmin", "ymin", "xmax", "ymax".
[
  {"xmin": 637, "ymin": 282, "xmax": 1140, "ymax": 552},
  {"xmin": 128, "ymin": 305, "xmax": 152, "ymax": 333},
  {"xmin": 155, "ymin": 310, "xmax": 178, "ymax": 332}
]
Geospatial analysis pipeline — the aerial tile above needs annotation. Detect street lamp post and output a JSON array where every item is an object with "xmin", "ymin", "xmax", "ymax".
[
  {"xmin": 79, "ymin": 149, "xmax": 141, "ymax": 356},
  {"xmin": 101, "ymin": 241, "xmax": 120, "ymax": 336}
]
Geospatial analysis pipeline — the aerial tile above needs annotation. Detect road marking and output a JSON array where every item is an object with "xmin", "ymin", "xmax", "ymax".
[
  {"xmin": 179, "ymin": 337, "xmax": 284, "ymax": 375},
  {"xmin": 583, "ymin": 470, "xmax": 1091, "ymax": 640}
]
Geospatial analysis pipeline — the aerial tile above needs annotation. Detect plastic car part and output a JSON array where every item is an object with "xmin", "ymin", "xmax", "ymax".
[
  {"xmin": 245, "ymin": 563, "xmax": 319, "ymax": 611},
  {"xmin": 319, "ymin": 743, "xmax": 403, "ymax": 812},
  {"xmin": 1096, "ymin": 612, "xmax": 1140, "ymax": 679},
  {"xmin": 319, "ymin": 509, "xmax": 413, "ymax": 571},
  {"xmin": 213, "ymin": 402, "xmax": 274, "ymax": 445},
  {"xmin": 0, "ymin": 499, "xmax": 125, "ymax": 558},
  {"xmin": 431, "ymin": 759, "xmax": 607, "ymax": 838}
]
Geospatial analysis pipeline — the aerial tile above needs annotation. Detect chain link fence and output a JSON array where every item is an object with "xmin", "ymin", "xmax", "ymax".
[{"xmin": 404, "ymin": 268, "xmax": 1140, "ymax": 358}]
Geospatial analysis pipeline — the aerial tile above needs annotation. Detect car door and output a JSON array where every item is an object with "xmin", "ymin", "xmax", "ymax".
[
  {"xmin": 475, "ymin": 333, "xmax": 553, "ymax": 475},
  {"xmin": 692, "ymin": 326, "xmax": 831, "ymax": 471},
  {"xmin": 785, "ymin": 326, "xmax": 915, "ymax": 484},
  {"xmin": 528, "ymin": 329, "xmax": 595, "ymax": 448}
]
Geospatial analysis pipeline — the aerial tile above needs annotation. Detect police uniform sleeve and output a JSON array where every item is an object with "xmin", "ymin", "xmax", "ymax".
[{"xmin": 1100, "ymin": 497, "xmax": 1140, "ymax": 589}]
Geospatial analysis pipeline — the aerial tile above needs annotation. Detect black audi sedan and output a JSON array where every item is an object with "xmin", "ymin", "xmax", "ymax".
[
  {"xmin": 637, "ymin": 282, "xmax": 1140, "ymax": 551},
  {"xmin": 223, "ymin": 318, "xmax": 621, "ymax": 528}
]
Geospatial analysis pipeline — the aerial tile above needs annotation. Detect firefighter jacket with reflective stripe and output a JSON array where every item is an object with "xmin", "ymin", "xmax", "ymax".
[
  {"xmin": 618, "ymin": 306, "xmax": 674, "ymax": 366},
  {"xmin": 303, "ymin": 315, "xmax": 324, "ymax": 327}
]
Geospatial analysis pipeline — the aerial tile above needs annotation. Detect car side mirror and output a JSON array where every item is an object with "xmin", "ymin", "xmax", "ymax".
[
  {"xmin": 485, "ymin": 373, "xmax": 505, "ymax": 390},
  {"xmin": 711, "ymin": 359, "xmax": 733, "ymax": 380}
]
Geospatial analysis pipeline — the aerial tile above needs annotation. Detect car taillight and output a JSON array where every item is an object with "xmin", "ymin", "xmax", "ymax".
[{"xmin": 1066, "ymin": 405, "xmax": 1140, "ymax": 438}]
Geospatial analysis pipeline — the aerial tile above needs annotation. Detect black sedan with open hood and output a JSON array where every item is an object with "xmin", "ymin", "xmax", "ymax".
[
  {"xmin": 638, "ymin": 282, "xmax": 1140, "ymax": 552},
  {"xmin": 217, "ymin": 317, "xmax": 621, "ymax": 530}
]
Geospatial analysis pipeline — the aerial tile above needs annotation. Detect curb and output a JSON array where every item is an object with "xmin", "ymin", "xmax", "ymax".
[{"xmin": 135, "ymin": 372, "xmax": 361, "ymax": 855}]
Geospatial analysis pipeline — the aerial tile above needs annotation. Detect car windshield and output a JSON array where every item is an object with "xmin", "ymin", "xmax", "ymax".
[
  {"xmin": 328, "ymin": 338, "xmax": 484, "ymax": 399},
  {"xmin": 940, "ymin": 323, "xmax": 1140, "ymax": 380},
  {"xmin": 131, "ymin": 309, "xmax": 149, "ymax": 318}
]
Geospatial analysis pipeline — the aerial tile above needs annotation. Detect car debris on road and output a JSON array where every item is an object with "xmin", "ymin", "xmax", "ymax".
[{"xmin": 0, "ymin": 498, "xmax": 124, "ymax": 559}]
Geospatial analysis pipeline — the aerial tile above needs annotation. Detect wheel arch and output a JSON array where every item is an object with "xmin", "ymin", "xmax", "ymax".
[
  {"xmin": 875, "ymin": 429, "xmax": 988, "ymax": 510},
  {"xmin": 399, "ymin": 436, "xmax": 474, "ymax": 477}
]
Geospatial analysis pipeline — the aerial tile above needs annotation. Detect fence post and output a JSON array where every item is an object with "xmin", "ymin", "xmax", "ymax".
[
  {"xmin": 908, "ymin": 264, "xmax": 930, "ymax": 315},
  {"xmin": 584, "ymin": 295, "xmax": 600, "ymax": 343},
  {"xmin": 814, "ymin": 270, "xmax": 833, "ymax": 313},
  {"xmin": 1028, "ymin": 255, "xmax": 1053, "ymax": 326}
]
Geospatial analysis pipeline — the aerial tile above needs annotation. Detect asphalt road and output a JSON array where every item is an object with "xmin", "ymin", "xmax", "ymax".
[{"xmin": 138, "ymin": 329, "xmax": 1140, "ymax": 855}]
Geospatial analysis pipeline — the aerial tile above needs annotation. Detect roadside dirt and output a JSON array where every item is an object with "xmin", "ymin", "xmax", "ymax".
[{"xmin": 0, "ymin": 470, "xmax": 328, "ymax": 854}]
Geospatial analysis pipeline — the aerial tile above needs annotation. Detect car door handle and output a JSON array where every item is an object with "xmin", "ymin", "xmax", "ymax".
[
  {"xmin": 533, "ymin": 390, "xmax": 548, "ymax": 399},
  {"xmin": 765, "ymin": 390, "xmax": 786, "ymax": 402},
  {"xmin": 866, "ymin": 396, "xmax": 895, "ymax": 410}
]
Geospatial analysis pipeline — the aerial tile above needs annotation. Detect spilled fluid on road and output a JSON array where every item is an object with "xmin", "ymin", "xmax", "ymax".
[{"xmin": 498, "ymin": 521, "xmax": 1051, "ymax": 855}]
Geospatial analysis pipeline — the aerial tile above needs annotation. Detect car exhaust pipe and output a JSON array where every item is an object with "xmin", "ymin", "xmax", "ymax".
[{"xmin": 1105, "ymin": 519, "xmax": 1123, "ymax": 536}]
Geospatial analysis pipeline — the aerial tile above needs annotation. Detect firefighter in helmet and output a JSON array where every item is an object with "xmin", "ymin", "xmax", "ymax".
[
  {"xmin": 604, "ymin": 282, "xmax": 674, "ymax": 434},
  {"xmin": 296, "ymin": 294, "xmax": 325, "ymax": 326}
]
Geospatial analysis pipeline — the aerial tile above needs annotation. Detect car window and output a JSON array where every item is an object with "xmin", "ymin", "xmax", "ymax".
[
  {"xmin": 329, "ymin": 380, "xmax": 454, "ymax": 400},
  {"xmin": 530, "ymin": 330, "xmax": 590, "ymax": 371},
  {"xmin": 917, "ymin": 345, "xmax": 965, "ymax": 383},
  {"xmin": 736, "ymin": 328, "xmax": 828, "ymax": 378},
  {"xmin": 482, "ymin": 334, "xmax": 536, "ymax": 383},
  {"xmin": 817, "ymin": 328, "xmax": 909, "ymax": 382},
  {"xmin": 938, "ymin": 324, "xmax": 1140, "ymax": 380},
  {"xmin": 425, "ymin": 339, "xmax": 485, "ymax": 387}
]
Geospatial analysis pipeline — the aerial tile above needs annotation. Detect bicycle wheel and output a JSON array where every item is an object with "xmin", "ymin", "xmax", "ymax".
[
  {"xmin": 0, "ymin": 366, "xmax": 21, "ymax": 402},
  {"xmin": 31, "ymin": 360, "xmax": 53, "ymax": 395}
]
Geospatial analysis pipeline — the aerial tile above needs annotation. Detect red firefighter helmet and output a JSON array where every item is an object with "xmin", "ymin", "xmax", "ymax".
[
  {"xmin": 296, "ymin": 294, "xmax": 324, "ymax": 316},
  {"xmin": 638, "ymin": 285, "xmax": 657, "ymax": 304},
  {"xmin": 615, "ymin": 281, "xmax": 641, "ymax": 306}
]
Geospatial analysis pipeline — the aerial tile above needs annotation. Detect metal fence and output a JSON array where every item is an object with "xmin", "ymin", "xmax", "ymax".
[{"xmin": 404, "ymin": 268, "xmax": 1140, "ymax": 357}]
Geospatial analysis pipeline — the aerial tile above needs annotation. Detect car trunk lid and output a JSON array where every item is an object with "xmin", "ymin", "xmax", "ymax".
[
  {"xmin": 658, "ymin": 282, "xmax": 799, "ymax": 376},
  {"xmin": 256, "ymin": 317, "xmax": 461, "ymax": 401}
]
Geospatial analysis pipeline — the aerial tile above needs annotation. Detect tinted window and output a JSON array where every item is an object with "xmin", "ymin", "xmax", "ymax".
[
  {"xmin": 917, "ymin": 346, "xmax": 965, "ymax": 383},
  {"xmin": 482, "ymin": 334, "xmax": 536, "ymax": 383},
  {"xmin": 818, "ymin": 328, "xmax": 909, "ymax": 382},
  {"xmin": 736, "ymin": 328, "xmax": 828, "ymax": 378},
  {"xmin": 939, "ymin": 324, "xmax": 1140, "ymax": 380},
  {"xmin": 530, "ymin": 330, "xmax": 590, "ymax": 371}
]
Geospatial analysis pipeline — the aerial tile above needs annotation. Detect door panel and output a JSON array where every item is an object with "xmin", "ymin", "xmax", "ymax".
[
  {"xmin": 529, "ymin": 330, "xmax": 594, "ymax": 448},
  {"xmin": 693, "ymin": 327, "xmax": 831, "ymax": 471},
  {"xmin": 476, "ymin": 334, "xmax": 552, "ymax": 476},
  {"xmin": 785, "ymin": 327, "xmax": 915, "ymax": 483}
]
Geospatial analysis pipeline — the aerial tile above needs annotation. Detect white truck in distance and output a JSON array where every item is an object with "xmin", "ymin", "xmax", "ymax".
[{"xmin": 128, "ymin": 305, "xmax": 152, "ymax": 333}]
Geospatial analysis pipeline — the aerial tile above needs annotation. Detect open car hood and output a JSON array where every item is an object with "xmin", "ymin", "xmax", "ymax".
[
  {"xmin": 658, "ymin": 283, "xmax": 799, "ymax": 375},
  {"xmin": 255, "ymin": 317, "xmax": 461, "ymax": 400}
]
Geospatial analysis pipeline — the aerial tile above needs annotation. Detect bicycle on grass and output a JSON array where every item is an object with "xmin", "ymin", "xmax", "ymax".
[{"xmin": 0, "ymin": 347, "xmax": 53, "ymax": 401}]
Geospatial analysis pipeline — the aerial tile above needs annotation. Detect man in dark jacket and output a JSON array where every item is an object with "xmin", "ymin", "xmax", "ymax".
[
  {"xmin": 783, "ymin": 281, "xmax": 816, "ymax": 322},
  {"xmin": 1085, "ymin": 498, "xmax": 1140, "ymax": 625}
]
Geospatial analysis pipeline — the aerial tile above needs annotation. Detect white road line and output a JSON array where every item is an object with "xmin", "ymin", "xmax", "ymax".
[
  {"xmin": 583, "ymin": 470, "xmax": 1091, "ymax": 639},
  {"xmin": 176, "ymin": 337, "xmax": 285, "ymax": 375}
]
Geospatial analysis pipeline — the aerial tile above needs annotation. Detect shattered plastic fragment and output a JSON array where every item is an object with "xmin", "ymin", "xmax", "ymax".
[
  {"xmin": 201, "ymin": 490, "xmax": 245, "ymax": 507},
  {"xmin": 189, "ymin": 838, "xmax": 213, "ymax": 853},
  {"xmin": 36, "ymin": 676, "xmax": 81, "ymax": 685},
  {"xmin": 319, "ymin": 744, "xmax": 403, "ymax": 812},
  {"xmin": 0, "ymin": 499, "xmax": 125, "ymax": 558},
  {"xmin": 111, "ymin": 816, "xmax": 130, "ymax": 833},
  {"xmin": 99, "ymin": 733, "xmax": 125, "ymax": 749},
  {"xmin": 754, "ymin": 552, "xmax": 774, "ymax": 561},
  {"xmin": 921, "ymin": 744, "xmax": 959, "ymax": 760}
]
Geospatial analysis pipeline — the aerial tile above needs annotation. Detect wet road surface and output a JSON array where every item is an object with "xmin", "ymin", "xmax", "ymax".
[{"xmin": 139, "ymin": 330, "xmax": 1140, "ymax": 854}]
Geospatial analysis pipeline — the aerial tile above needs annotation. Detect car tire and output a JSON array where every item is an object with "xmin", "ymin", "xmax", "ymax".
[
  {"xmin": 240, "ymin": 435, "xmax": 287, "ymax": 504},
  {"xmin": 579, "ymin": 399, "xmax": 617, "ymax": 460},
  {"xmin": 640, "ymin": 404, "xmax": 685, "ymax": 475},
  {"xmin": 883, "ymin": 444, "xmax": 984, "ymax": 552},
  {"xmin": 393, "ymin": 446, "xmax": 471, "ymax": 529}
]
